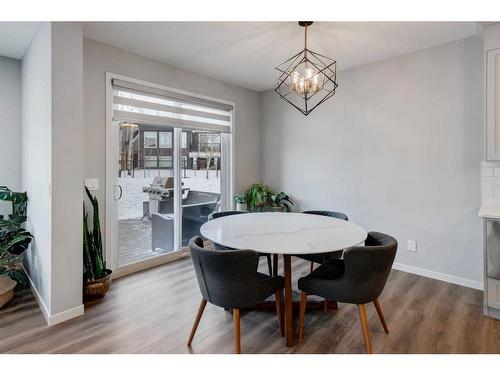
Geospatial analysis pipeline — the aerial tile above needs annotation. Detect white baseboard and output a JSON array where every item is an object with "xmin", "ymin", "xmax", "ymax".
[
  {"xmin": 25, "ymin": 270, "xmax": 51, "ymax": 323},
  {"xmin": 393, "ymin": 262, "xmax": 484, "ymax": 291},
  {"xmin": 24, "ymin": 267, "xmax": 84, "ymax": 326},
  {"xmin": 47, "ymin": 304, "xmax": 84, "ymax": 326}
]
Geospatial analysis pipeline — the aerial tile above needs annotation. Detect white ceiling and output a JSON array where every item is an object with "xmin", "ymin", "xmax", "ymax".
[
  {"xmin": 0, "ymin": 22, "xmax": 40, "ymax": 59},
  {"xmin": 83, "ymin": 22, "xmax": 482, "ymax": 92}
]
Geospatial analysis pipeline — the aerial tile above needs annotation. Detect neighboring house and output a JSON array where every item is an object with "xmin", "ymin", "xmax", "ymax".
[{"xmin": 119, "ymin": 124, "xmax": 221, "ymax": 175}]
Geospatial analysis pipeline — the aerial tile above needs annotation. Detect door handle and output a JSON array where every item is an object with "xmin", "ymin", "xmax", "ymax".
[{"xmin": 115, "ymin": 184, "xmax": 123, "ymax": 200}]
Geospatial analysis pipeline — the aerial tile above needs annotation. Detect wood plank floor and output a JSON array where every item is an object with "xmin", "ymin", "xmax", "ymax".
[{"xmin": 1, "ymin": 255, "xmax": 500, "ymax": 354}]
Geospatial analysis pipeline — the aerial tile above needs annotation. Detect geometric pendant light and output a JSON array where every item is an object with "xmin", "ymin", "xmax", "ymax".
[{"xmin": 275, "ymin": 21, "xmax": 339, "ymax": 116}]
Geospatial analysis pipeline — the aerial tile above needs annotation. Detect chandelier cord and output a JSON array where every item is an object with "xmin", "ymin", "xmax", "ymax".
[{"xmin": 304, "ymin": 24, "xmax": 308, "ymax": 59}]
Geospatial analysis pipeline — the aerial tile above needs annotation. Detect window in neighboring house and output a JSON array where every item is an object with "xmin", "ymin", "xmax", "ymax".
[
  {"xmin": 182, "ymin": 132, "xmax": 188, "ymax": 149},
  {"xmin": 144, "ymin": 155, "xmax": 158, "ymax": 168},
  {"xmin": 159, "ymin": 132, "xmax": 172, "ymax": 148},
  {"xmin": 159, "ymin": 156, "xmax": 173, "ymax": 168},
  {"xmin": 144, "ymin": 131, "xmax": 157, "ymax": 148}
]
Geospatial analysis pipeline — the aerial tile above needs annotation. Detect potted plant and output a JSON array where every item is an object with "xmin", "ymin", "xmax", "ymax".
[
  {"xmin": 234, "ymin": 192, "xmax": 248, "ymax": 211},
  {"xmin": 245, "ymin": 184, "xmax": 294, "ymax": 212},
  {"xmin": 246, "ymin": 183, "xmax": 274, "ymax": 212},
  {"xmin": 269, "ymin": 192, "xmax": 294, "ymax": 212},
  {"xmin": 83, "ymin": 187, "xmax": 112, "ymax": 303},
  {"xmin": 0, "ymin": 186, "xmax": 32, "ymax": 308}
]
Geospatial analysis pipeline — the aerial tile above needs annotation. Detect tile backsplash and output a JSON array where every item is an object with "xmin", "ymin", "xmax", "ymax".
[{"xmin": 481, "ymin": 161, "xmax": 500, "ymax": 206}]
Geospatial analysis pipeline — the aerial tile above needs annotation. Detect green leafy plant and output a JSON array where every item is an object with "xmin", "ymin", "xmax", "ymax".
[
  {"xmin": 244, "ymin": 184, "xmax": 294, "ymax": 212},
  {"xmin": 83, "ymin": 187, "xmax": 106, "ymax": 282},
  {"xmin": 270, "ymin": 192, "xmax": 294, "ymax": 212},
  {"xmin": 234, "ymin": 192, "xmax": 248, "ymax": 204},
  {"xmin": 0, "ymin": 186, "xmax": 32, "ymax": 290},
  {"xmin": 0, "ymin": 186, "xmax": 28, "ymax": 224},
  {"xmin": 246, "ymin": 183, "xmax": 274, "ymax": 211}
]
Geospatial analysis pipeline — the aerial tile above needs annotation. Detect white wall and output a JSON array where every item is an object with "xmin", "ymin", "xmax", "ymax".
[
  {"xmin": 22, "ymin": 22, "xmax": 84, "ymax": 323},
  {"xmin": 0, "ymin": 55, "xmax": 21, "ymax": 217},
  {"xmin": 83, "ymin": 38, "xmax": 261, "ymax": 246},
  {"xmin": 261, "ymin": 36, "xmax": 484, "ymax": 287}
]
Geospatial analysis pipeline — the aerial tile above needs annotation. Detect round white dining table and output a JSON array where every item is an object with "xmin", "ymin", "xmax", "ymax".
[{"xmin": 200, "ymin": 212, "xmax": 367, "ymax": 347}]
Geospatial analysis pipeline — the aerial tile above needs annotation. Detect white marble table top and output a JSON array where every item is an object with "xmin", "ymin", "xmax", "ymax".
[{"xmin": 200, "ymin": 212, "xmax": 367, "ymax": 255}]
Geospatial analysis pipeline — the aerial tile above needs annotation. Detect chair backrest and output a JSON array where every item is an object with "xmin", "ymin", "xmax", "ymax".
[
  {"xmin": 302, "ymin": 210, "xmax": 348, "ymax": 221},
  {"xmin": 207, "ymin": 210, "xmax": 247, "ymax": 221},
  {"xmin": 188, "ymin": 236, "xmax": 261, "ymax": 308},
  {"xmin": 341, "ymin": 231, "xmax": 397, "ymax": 303}
]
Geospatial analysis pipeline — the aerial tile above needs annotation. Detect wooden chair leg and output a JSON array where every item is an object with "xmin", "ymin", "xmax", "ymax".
[
  {"xmin": 357, "ymin": 304, "xmax": 373, "ymax": 354},
  {"xmin": 373, "ymin": 298, "xmax": 389, "ymax": 334},
  {"xmin": 233, "ymin": 308, "xmax": 241, "ymax": 354},
  {"xmin": 298, "ymin": 291, "xmax": 307, "ymax": 341},
  {"xmin": 266, "ymin": 254, "xmax": 273, "ymax": 276},
  {"xmin": 275, "ymin": 290, "xmax": 285, "ymax": 337},
  {"xmin": 310, "ymin": 261, "xmax": 314, "ymax": 273},
  {"xmin": 187, "ymin": 298, "xmax": 207, "ymax": 346},
  {"xmin": 272, "ymin": 254, "xmax": 278, "ymax": 276}
]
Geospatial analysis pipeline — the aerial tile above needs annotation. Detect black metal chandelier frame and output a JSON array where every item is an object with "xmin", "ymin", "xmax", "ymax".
[{"xmin": 274, "ymin": 21, "xmax": 339, "ymax": 116}]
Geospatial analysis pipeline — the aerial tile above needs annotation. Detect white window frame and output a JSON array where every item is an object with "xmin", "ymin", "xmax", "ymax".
[{"xmin": 105, "ymin": 72, "xmax": 234, "ymax": 277}]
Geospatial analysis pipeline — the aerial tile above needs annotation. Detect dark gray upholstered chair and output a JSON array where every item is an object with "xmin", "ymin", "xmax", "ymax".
[
  {"xmin": 208, "ymin": 210, "xmax": 273, "ymax": 275},
  {"xmin": 297, "ymin": 231, "xmax": 397, "ymax": 353},
  {"xmin": 297, "ymin": 210, "xmax": 349, "ymax": 272},
  {"xmin": 187, "ymin": 236, "xmax": 284, "ymax": 353}
]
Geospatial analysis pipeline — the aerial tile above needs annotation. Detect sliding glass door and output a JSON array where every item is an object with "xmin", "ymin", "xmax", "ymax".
[
  {"xmin": 106, "ymin": 73, "xmax": 233, "ymax": 274},
  {"xmin": 180, "ymin": 130, "xmax": 222, "ymax": 246},
  {"xmin": 116, "ymin": 126, "xmax": 224, "ymax": 267},
  {"xmin": 117, "ymin": 124, "xmax": 178, "ymax": 267}
]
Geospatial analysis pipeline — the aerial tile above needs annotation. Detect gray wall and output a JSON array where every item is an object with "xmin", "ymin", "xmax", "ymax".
[
  {"xmin": 50, "ymin": 22, "xmax": 84, "ymax": 315},
  {"xmin": 0, "ymin": 56, "xmax": 21, "ymax": 217},
  {"xmin": 83, "ymin": 38, "xmax": 261, "ymax": 240},
  {"xmin": 22, "ymin": 23, "xmax": 53, "ymax": 309},
  {"xmin": 261, "ymin": 36, "xmax": 484, "ymax": 284},
  {"xmin": 22, "ymin": 22, "xmax": 84, "ymax": 319}
]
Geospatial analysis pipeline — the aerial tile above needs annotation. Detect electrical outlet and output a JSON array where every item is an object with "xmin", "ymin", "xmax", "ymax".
[{"xmin": 407, "ymin": 240, "xmax": 417, "ymax": 252}]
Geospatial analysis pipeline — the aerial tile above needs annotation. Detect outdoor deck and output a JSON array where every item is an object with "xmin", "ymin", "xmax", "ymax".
[{"xmin": 118, "ymin": 217, "xmax": 203, "ymax": 267}]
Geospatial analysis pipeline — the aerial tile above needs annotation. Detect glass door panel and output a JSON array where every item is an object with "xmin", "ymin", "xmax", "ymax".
[
  {"xmin": 118, "ymin": 124, "xmax": 177, "ymax": 267},
  {"xmin": 181, "ymin": 130, "xmax": 222, "ymax": 246}
]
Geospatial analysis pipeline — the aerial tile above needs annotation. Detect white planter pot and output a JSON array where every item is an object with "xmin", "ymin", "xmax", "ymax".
[{"xmin": 236, "ymin": 202, "xmax": 247, "ymax": 211}]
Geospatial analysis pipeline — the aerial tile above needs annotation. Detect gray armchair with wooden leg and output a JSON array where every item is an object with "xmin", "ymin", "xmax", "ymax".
[
  {"xmin": 297, "ymin": 231, "xmax": 397, "ymax": 353},
  {"xmin": 208, "ymin": 210, "xmax": 273, "ymax": 275},
  {"xmin": 296, "ymin": 210, "xmax": 349, "ymax": 272},
  {"xmin": 187, "ymin": 236, "xmax": 284, "ymax": 354}
]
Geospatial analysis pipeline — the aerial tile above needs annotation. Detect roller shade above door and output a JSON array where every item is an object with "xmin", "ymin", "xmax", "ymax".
[{"xmin": 112, "ymin": 78, "xmax": 233, "ymax": 133}]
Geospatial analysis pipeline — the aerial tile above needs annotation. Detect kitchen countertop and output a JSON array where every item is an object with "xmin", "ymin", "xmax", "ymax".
[{"xmin": 479, "ymin": 206, "xmax": 500, "ymax": 219}]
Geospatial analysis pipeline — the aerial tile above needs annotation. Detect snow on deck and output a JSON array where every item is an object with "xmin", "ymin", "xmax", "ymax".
[{"xmin": 119, "ymin": 169, "xmax": 220, "ymax": 220}]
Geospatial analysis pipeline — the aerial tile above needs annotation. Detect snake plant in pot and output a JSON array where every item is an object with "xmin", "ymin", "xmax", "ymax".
[
  {"xmin": 83, "ymin": 187, "xmax": 112, "ymax": 302},
  {"xmin": 0, "ymin": 186, "xmax": 32, "ymax": 308}
]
